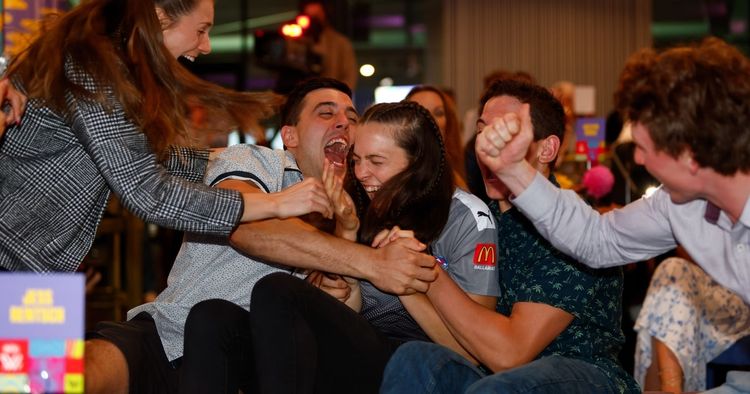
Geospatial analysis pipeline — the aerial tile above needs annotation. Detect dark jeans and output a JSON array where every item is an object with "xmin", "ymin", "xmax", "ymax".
[
  {"xmin": 179, "ymin": 299, "xmax": 256, "ymax": 394},
  {"xmin": 249, "ymin": 272, "xmax": 401, "ymax": 394},
  {"xmin": 381, "ymin": 341, "xmax": 621, "ymax": 394}
]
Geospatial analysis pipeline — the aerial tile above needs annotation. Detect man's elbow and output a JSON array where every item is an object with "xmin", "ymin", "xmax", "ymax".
[
  {"xmin": 481, "ymin": 346, "xmax": 536, "ymax": 373},
  {"xmin": 229, "ymin": 223, "xmax": 260, "ymax": 252}
]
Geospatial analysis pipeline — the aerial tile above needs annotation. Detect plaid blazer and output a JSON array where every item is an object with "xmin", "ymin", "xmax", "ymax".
[{"xmin": 0, "ymin": 61, "xmax": 243, "ymax": 272}]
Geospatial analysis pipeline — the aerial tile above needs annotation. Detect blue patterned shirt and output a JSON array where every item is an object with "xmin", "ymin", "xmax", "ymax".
[{"xmin": 491, "ymin": 176, "xmax": 639, "ymax": 393}]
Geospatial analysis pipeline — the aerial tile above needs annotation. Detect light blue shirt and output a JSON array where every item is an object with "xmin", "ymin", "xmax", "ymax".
[
  {"xmin": 512, "ymin": 172, "xmax": 750, "ymax": 304},
  {"xmin": 129, "ymin": 144, "xmax": 305, "ymax": 361}
]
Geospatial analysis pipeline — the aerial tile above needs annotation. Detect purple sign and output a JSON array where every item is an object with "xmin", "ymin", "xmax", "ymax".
[
  {"xmin": 0, "ymin": 273, "xmax": 84, "ymax": 339},
  {"xmin": 574, "ymin": 117, "xmax": 607, "ymax": 162},
  {"xmin": 2, "ymin": 0, "xmax": 70, "ymax": 56}
]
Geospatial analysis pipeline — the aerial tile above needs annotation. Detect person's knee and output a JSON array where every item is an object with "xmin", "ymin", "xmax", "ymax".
[
  {"xmin": 188, "ymin": 299, "xmax": 241, "ymax": 328},
  {"xmin": 185, "ymin": 299, "xmax": 249, "ymax": 341},
  {"xmin": 656, "ymin": 257, "xmax": 692, "ymax": 277},
  {"xmin": 388, "ymin": 342, "xmax": 447, "ymax": 374},
  {"xmin": 85, "ymin": 339, "xmax": 129, "ymax": 394},
  {"xmin": 391, "ymin": 342, "xmax": 432, "ymax": 362},
  {"xmin": 384, "ymin": 343, "xmax": 478, "ymax": 393},
  {"xmin": 251, "ymin": 272, "xmax": 299, "ymax": 310}
]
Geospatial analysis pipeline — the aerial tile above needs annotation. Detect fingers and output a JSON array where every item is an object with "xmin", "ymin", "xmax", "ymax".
[
  {"xmin": 415, "ymin": 257, "xmax": 439, "ymax": 276},
  {"xmin": 475, "ymin": 131, "xmax": 495, "ymax": 158},
  {"xmin": 323, "ymin": 160, "xmax": 358, "ymax": 232},
  {"xmin": 302, "ymin": 180, "xmax": 334, "ymax": 219},
  {"xmin": 480, "ymin": 113, "xmax": 520, "ymax": 152},
  {"xmin": 322, "ymin": 158, "xmax": 333, "ymax": 192},
  {"xmin": 385, "ymin": 226, "xmax": 402, "ymax": 244},
  {"xmin": 474, "ymin": 105, "xmax": 536, "ymax": 177},
  {"xmin": 324, "ymin": 285, "xmax": 351, "ymax": 302},
  {"xmin": 331, "ymin": 176, "xmax": 345, "ymax": 207},
  {"xmin": 341, "ymin": 192, "xmax": 355, "ymax": 215},
  {"xmin": 10, "ymin": 92, "xmax": 27, "ymax": 125},
  {"xmin": 406, "ymin": 279, "xmax": 430, "ymax": 294},
  {"xmin": 389, "ymin": 229, "xmax": 414, "ymax": 243},
  {"xmin": 374, "ymin": 226, "xmax": 403, "ymax": 248},
  {"xmin": 320, "ymin": 273, "xmax": 348, "ymax": 289},
  {"xmin": 372, "ymin": 226, "xmax": 418, "ymax": 248},
  {"xmin": 370, "ymin": 239, "xmax": 438, "ymax": 295},
  {"xmin": 2, "ymin": 79, "xmax": 27, "ymax": 126},
  {"xmin": 323, "ymin": 160, "xmax": 347, "ymax": 211},
  {"xmin": 319, "ymin": 273, "xmax": 351, "ymax": 301},
  {"xmin": 274, "ymin": 177, "xmax": 333, "ymax": 219},
  {"xmin": 306, "ymin": 270, "xmax": 324, "ymax": 287},
  {"xmin": 391, "ymin": 236, "xmax": 427, "ymax": 252},
  {"xmin": 371, "ymin": 228, "xmax": 390, "ymax": 248},
  {"xmin": 405, "ymin": 256, "xmax": 439, "ymax": 293}
]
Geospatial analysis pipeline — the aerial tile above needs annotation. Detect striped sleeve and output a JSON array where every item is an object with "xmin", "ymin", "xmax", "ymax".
[
  {"xmin": 64, "ymin": 63, "xmax": 243, "ymax": 236},
  {"xmin": 164, "ymin": 146, "xmax": 210, "ymax": 183}
]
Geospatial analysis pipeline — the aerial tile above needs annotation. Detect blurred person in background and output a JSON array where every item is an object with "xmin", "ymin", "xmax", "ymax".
[{"xmin": 406, "ymin": 85, "xmax": 467, "ymax": 189}]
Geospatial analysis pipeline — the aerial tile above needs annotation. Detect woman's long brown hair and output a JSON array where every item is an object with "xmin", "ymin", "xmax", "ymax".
[
  {"xmin": 347, "ymin": 101, "xmax": 454, "ymax": 246},
  {"xmin": 7, "ymin": 0, "xmax": 280, "ymax": 158}
]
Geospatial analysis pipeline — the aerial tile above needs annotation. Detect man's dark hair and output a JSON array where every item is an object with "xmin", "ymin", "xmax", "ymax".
[
  {"xmin": 281, "ymin": 77, "xmax": 352, "ymax": 126},
  {"xmin": 479, "ymin": 79, "xmax": 565, "ymax": 142}
]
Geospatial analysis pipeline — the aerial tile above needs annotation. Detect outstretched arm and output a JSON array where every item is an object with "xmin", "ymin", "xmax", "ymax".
[
  {"xmin": 424, "ymin": 267, "xmax": 572, "ymax": 371},
  {"xmin": 230, "ymin": 220, "xmax": 437, "ymax": 295},
  {"xmin": 400, "ymin": 291, "xmax": 495, "ymax": 363},
  {"xmin": 477, "ymin": 104, "xmax": 676, "ymax": 267}
]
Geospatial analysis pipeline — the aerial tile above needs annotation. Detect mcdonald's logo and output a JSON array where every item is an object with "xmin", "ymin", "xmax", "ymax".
[{"xmin": 473, "ymin": 243, "xmax": 496, "ymax": 267}]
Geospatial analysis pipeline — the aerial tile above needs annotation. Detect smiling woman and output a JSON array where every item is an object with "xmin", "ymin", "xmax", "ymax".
[
  {"xmin": 0, "ymin": 0, "xmax": 315, "ymax": 275},
  {"xmin": 159, "ymin": 0, "xmax": 214, "ymax": 60},
  {"xmin": 349, "ymin": 101, "xmax": 454, "ymax": 245}
]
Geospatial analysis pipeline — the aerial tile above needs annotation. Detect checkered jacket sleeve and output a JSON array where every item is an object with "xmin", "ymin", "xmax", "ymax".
[
  {"xmin": 164, "ymin": 146, "xmax": 210, "ymax": 183},
  {"xmin": 62, "ymin": 63, "xmax": 244, "ymax": 234},
  {"xmin": 0, "ymin": 60, "xmax": 245, "ymax": 272}
]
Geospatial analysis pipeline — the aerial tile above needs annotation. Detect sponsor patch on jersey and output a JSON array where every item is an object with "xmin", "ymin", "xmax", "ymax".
[
  {"xmin": 473, "ymin": 243, "xmax": 496, "ymax": 270},
  {"xmin": 454, "ymin": 190, "xmax": 496, "ymax": 231}
]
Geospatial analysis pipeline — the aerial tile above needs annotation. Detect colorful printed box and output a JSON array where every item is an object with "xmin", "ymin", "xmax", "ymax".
[{"xmin": 0, "ymin": 274, "xmax": 84, "ymax": 393}]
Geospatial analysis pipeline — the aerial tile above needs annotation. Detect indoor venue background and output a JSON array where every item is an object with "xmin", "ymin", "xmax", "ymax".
[{"xmin": 1, "ymin": 0, "xmax": 748, "ymax": 367}]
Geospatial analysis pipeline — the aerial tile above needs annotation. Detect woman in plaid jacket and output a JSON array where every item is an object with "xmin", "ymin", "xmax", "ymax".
[{"xmin": 0, "ymin": 0, "xmax": 333, "ymax": 272}]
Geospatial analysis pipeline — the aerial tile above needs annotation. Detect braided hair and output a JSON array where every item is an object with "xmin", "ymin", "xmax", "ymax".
[{"xmin": 347, "ymin": 101, "xmax": 454, "ymax": 245}]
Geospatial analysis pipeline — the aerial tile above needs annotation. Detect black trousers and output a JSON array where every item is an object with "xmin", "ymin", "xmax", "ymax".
[
  {"xmin": 249, "ymin": 273, "xmax": 402, "ymax": 394},
  {"xmin": 180, "ymin": 298, "xmax": 256, "ymax": 394}
]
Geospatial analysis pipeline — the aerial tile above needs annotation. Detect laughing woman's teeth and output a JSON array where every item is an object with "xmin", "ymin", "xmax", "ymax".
[{"xmin": 183, "ymin": 55, "xmax": 195, "ymax": 62}]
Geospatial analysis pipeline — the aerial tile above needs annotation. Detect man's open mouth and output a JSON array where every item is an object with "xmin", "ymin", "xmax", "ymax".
[{"xmin": 324, "ymin": 138, "xmax": 348, "ymax": 166}]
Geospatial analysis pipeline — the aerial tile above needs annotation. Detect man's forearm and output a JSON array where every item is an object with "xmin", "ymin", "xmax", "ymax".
[
  {"xmin": 229, "ymin": 216, "xmax": 438, "ymax": 295},
  {"xmin": 399, "ymin": 293, "xmax": 478, "ymax": 363},
  {"xmin": 230, "ymin": 216, "xmax": 373, "ymax": 278},
  {"xmin": 496, "ymin": 160, "xmax": 537, "ymax": 198}
]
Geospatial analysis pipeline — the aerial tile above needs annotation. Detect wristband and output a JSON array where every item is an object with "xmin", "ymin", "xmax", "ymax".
[{"xmin": 435, "ymin": 255, "xmax": 448, "ymax": 270}]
